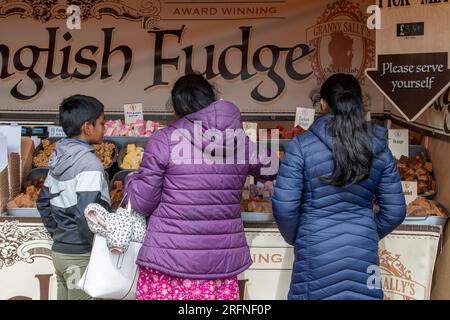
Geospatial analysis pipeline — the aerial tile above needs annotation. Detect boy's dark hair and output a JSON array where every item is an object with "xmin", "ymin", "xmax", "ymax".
[
  {"xmin": 171, "ymin": 73, "xmax": 217, "ymax": 117},
  {"xmin": 59, "ymin": 95, "xmax": 104, "ymax": 137}
]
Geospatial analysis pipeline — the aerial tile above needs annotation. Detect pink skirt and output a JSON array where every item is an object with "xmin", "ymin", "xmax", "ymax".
[{"xmin": 136, "ymin": 267, "xmax": 240, "ymax": 300}]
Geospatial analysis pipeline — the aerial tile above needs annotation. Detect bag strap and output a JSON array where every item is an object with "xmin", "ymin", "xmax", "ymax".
[
  {"xmin": 127, "ymin": 200, "xmax": 131, "ymax": 214},
  {"xmin": 116, "ymin": 193, "xmax": 131, "ymax": 214}
]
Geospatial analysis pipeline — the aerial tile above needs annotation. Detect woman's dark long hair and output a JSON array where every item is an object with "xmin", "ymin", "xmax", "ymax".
[{"xmin": 321, "ymin": 73, "xmax": 373, "ymax": 186}]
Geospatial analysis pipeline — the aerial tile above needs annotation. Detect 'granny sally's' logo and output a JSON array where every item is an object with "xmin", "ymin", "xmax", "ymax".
[
  {"xmin": 306, "ymin": 0, "xmax": 375, "ymax": 84},
  {"xmin": 378, "ymin": 249, "xmax": 426, "ymax": 300}
]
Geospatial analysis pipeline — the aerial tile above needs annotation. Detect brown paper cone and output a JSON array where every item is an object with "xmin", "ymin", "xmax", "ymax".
[
  {"xmin": 8, "ymin": 153, "xmax": 21, "ymax": 198},
  {"xmin": 0, "ymin": 168, "xmax": 9, "ymax": 214},
  {"xmin": 21, "ymin": 137, "xmax": 35, "ymax": 184}
]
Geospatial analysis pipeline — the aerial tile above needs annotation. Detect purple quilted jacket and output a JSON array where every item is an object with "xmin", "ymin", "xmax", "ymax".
[{"xmin": 124, "ymin": 100, "xmax": 265, "ymax": 279}]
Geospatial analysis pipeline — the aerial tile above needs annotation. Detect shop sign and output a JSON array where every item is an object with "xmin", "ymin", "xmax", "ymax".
[
  {"xmin": 378, "ymin": 0, "xmax": 449, "ymax": 9},
  {"xmin": 240, "ymin": 228, "xmax": 293, "ymax": 300},
  {"xmin": 397, "ymin": 22, "xmax": 425, "ymax": 37},
  {"xmin": 0, "ymin": 0, "xmax": 382, "ymax": 116},
  {"xmin": 0, "ymin": 217, "xmax": 57, "ymax": 300},
  {"xmin": 401, "ymin": 87, "xmax": 450, "ymax": 137},
  {"xmin": 366, "ymin": 52, "xmax": 450, "ymax": 121},
  {"xmin": 379, "ymin": 225, "xmax": 441, "ymax": 300},
  {"xmin": 306, "ymin": 0, "xmax": 375, "ymax": 84}
]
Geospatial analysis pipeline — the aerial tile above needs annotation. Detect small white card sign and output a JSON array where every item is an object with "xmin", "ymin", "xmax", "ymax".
[
  {"xmin": 243, "ymin": 122, "xmax": 258, "ymax": 143},
  {"xmin": 48, "ymin": 126, "xmax": 67, "ymax": 138},
  {"xmin": 295, "ymin": 107, "xmax": 315, "ymax": 130},
  {"xmin": 124, "ymin": 103, "xmax": 144, "ymax": 125},
  {"xmin": 402, "ymin": 181, "xmax": 418, "ymax": 205},
  {"xmin": 0, "ymin": 125, "xmax": 21, "ymax": 154},
  {"xmin": 365, "ymin": 111, "xmax": 372, "ymax": 122},
  {"xmin": 388, "ymin": 129, "xmax": 409, "ymax": 159}
]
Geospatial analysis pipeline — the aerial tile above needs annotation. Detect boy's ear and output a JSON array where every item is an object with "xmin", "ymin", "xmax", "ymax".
[{"xmin": 81, "ymin": 121, "xmax": 93, "ymax": 136}]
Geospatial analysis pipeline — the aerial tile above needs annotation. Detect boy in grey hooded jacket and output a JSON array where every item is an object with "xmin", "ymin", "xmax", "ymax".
[{"xmin": 37, "ymin": 95, "xmax": 110, "ymax": 300}]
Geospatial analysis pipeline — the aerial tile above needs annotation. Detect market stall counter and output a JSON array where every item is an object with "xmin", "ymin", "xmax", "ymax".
[
  {"xmin": 0, "ymin": 216, "xmax": 291, "ymax": 300},
  {"xmin": 0, "ymin": 116, "xmax": 447, "ymax": 300},
  {"xmin": 0, "ymin": 214, "xmax": 444, "ymax": 300}
]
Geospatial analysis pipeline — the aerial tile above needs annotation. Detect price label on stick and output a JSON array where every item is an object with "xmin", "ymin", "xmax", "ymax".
[
  {"xmin": 243, "ymin": 122, "xmax": 258, "ymax": 143},
  {"xmin": 48, "ymin": 126, "xmax": 66, "ymax": 138},
  {"xmin": 402, "ymin": 181, "xmax": 418, "ymax": 205},
  {"xmin": 124, "ymin": 103, "xmax": 144, "ymax": 125},
  {"xmin": 295, "ymin": 107, "xmax": 315, "ymax": 130},
  {"xmin": 388, "ymin": 129, "xmax": 409, "ymax": 159}
]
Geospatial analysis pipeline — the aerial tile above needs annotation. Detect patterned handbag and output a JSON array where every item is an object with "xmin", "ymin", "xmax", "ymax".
[{"xmin": 77, "ymin": 198, "xmax": 146, "ymax": 300}]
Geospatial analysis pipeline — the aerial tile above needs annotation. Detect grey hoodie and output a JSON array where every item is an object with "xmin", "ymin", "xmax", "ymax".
[{"xmin": 37, "ymin": 138, "xmax": 110, "ymax": 254}]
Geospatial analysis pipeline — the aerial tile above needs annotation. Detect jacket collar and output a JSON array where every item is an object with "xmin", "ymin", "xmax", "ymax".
[{"xmin": 309, "ymin": 113, "xmax": 388, "ymax": 155}]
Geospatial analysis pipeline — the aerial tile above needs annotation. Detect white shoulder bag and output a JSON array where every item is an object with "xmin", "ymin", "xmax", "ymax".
[{"xmin": 77, "ymin": 200, "xmax": 142, "ymax": 300}]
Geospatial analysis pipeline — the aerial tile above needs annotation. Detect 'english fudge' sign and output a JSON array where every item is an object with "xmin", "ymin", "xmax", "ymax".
[{"xmin": 0, "ymin": 0, "xmax": 382, "ymax": 116}]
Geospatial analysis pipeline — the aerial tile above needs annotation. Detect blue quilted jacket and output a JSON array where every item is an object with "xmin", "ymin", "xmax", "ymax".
[{"xmin": 272, "ymin": 114, "xmax": 406, "ymax": 300}]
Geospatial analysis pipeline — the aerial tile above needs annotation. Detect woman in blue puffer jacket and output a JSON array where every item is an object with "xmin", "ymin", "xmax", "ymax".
[{"xmin": 272, "ymin": 73, "xmax": 406, "ymax": 300}]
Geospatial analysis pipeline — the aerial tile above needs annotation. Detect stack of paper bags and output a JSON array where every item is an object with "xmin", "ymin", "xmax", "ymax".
[
  {"xmin": 0, "ymin": 125, "xmax": 22, "ymax": 213},
  {"xmin": 0, "ymin": 135, "xmax": 8, "ymax": 215}
]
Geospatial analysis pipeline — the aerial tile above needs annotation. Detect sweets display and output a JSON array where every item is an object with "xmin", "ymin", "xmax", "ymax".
[
  {"xmin": 241, "ymin": 180, "xmax": 275, "ymax": 213},
  {"xmin": 407, "ymin": 197, "xmax": 447, "ymax": 217},
  {"xmin": 110, "ymin": 180, "xmax": 124, "ymax": 210},
  {"xmin": 121, "ymin": 144, "xmax": 144, "ymax": 170},
  {"xmin": 397, "ymin": 152, "xmax": 436, "ymax": 194},
  {"xmin": 33, "ymin": 139, "xmax": 56, "ymax": 167},
  {"xmin": 33, "ymin": 139, "xmax": 116, "ymax": 169},
  {"xmin": 7, "ymin": 176, "xmax": 46, "ymax": 209},
  {"xmin": 250, "ymin": 181, "xmax": 275, "ymax": 200},
  {"xmin": 105, "ymin": 120, "xmax": 160, "ymax": 137},
  {"xmin": 374, "ymin": 196, "xmax": 447, "ymax": 217},
  {"xmin": 94, "ymin": 142, "xmax": 116, "ymax": 168},
  {"xmin": 260, "ymin": 125, "xmax": 306, "ymax": 140},
  {"xmin": 247, "ymin": 200, "xmax": 272, "ymax": 213}
]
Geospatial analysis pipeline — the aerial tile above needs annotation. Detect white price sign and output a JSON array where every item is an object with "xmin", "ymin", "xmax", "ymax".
[
  {"xmin": 294, "ymin": 107, "xmax": 315, "ymax": 130},
  {"xmin": 48, "ymin": 126, "xmax": 67, "ymax": 138},
  {"xmin": 124, "ymin": 103, "xmax": 144, "ymax": 125},
  {"xmin": 402, "ymin": 181, "xmax": 418, "ymax": 205},
  {"xmin": 243, "ymin": 122, "xmax": 258, "ymax": 143},
  {"xmin": 388, "ymin": 129, "xmax": 409, "ymax": 159}
]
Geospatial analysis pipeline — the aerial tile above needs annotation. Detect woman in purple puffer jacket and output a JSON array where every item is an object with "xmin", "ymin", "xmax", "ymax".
[{"xmin": 124, "ymin": 74, "xmax": 273, "ymax": 300}]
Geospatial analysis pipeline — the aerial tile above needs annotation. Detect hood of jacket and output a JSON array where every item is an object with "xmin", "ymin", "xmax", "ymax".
[
  {"xmin": 171, "ymin": 99, "xmax": 244, "ymax": 156},
  {"xmin": 48, "ymin": 138, "xmax": 95, "ymax": 177},
  {"xmin": 309, "ymin": 114, "xmax": 387, "ymax": 156}
]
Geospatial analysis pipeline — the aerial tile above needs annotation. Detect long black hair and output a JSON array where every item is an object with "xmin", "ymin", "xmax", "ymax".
[
  {"xmin": 321, "ymin": 73, "xmax": 373, "ymax": 186},
  {"xmin": 171, "ymin": 73, "xmax": 217, "ymax": 117}
]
